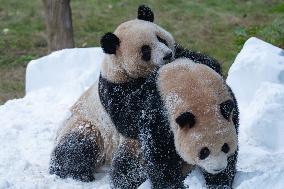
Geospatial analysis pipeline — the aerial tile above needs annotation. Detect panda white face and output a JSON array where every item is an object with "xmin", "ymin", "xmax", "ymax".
[
  {"xmin": 157, "ymin": 59, "xmax": 238, "ymax": 174},
  {"xmin": 174, "ymin": 119, "xmax": 237, "ymax": 174},
  {"xmin": 101, "ymin": 18, "xmax": 175, "ymax": 80},
  {"xmin": 197, "ymin": 144, "xmax": 229, "ymax": 174},
  {"xmin": 114, "ymin": 19, "xmax": 175, "ymax": 79}
]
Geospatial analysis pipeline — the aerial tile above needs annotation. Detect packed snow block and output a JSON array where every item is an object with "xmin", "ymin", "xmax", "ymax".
[
  {"xmin": 227, "ymin": 37, "xmax": 284, "ymax": 152},
  {"xmin": 227, "ymin": 37, "xmax": 284, "ymax": 110},
  {"xmin": 243, "ymin": 83, "xmax": 284, "ymax": 151},
  {"xmin": 26, "ymin": 48, "xmax": 103, "ymax": 96}
]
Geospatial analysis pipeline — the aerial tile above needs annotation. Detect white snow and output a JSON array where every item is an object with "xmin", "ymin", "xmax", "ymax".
[
  {"xmin": 26, "ymin": 48, "xmax": 103, "ymax": 99},
  {"xmin": 226, "ymin": 37, "xmax": 284, "ymax": 189},
  {"xmin": 1, "ymin": 37, "xmax": 284, "ymax": 189},
  {"xmin": 0, "ymin": 48, "xmax": 107, "ymax": 189}
]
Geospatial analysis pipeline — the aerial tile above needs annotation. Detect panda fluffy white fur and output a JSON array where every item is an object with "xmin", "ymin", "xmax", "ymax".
[
  {"xmin": 49, "ymin": 5, "xmax": 176, "ymax": 182},
  {"xmin": 109, "ymin": 58, "xmax": 239, "ymax": 189}
]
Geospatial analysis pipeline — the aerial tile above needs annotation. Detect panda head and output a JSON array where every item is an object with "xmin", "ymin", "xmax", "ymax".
[
  {"xmin": 157, "ymin": 59, "xmax": 238, "ymax": 174},
  {"xmin": 100, "ymin": 5, "xmax": 175, "ymax": 79}
]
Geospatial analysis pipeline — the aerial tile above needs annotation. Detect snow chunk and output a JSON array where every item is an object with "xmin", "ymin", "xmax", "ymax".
[
  {"xmin": 227, "ymin": 37, "xmax": 284, "ymax": 110},
  {"xmin": 138, "ymin": 179, "xmax": 152, "ymax": 189},
  {"xmin": 227, "ymin": 37, "xmax": 284, "ymax": 153},
  {"xmin": 227, "ymin": 37, "xmax": 284, "ymax": 188},
  {"xmin": 242, "ymin": 82, "xmax": 284, "ymax": 152},
  {"xmin": 26, "ymin": 47, "xmax": 103, "ymax": 97}
]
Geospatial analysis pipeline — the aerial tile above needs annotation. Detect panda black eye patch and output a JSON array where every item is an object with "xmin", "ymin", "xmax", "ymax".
[
  {"xmin": 157, "ymin": 35, "xmax": 168, "ymax": 47},
  {"xmin": 221, "ymin": 143, "xmax": 230, "ymax": 153},
  {"xmin": 141, "ymin": 45, "xmax": 151, "ymax": 61},
  {"xmin": 199, "ymin": 147, "xmax": 210, "ymax": 160},
  {"xmin": 175, "ymin": 112, "xmax": 196, "ymax": 128},
  {"xmin": 220, "ymin": 99, "xmax": 234, "ymax": 120}
]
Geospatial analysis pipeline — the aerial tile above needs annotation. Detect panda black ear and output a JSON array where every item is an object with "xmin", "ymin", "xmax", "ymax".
[
  {"xmin": 220, "ymin": 99, "xmax": 234, "ymax": 120},
  {"xmin": 137, "ymin": 5, "xmax": 154, "ymax": 22},
  {"xmin": 100, "ymin": 32, "xmax": 120, "ymax": 54},
  {"xmin": 175, "ymin": 112, "xmax": 196, "ymax": 129}
]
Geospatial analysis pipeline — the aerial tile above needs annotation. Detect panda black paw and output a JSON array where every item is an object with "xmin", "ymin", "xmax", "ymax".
[
  {"xmin": 50, "ymin": 164, "xmax": 95, "ymax": 182},
  {"xmin": 110, "ymin": 140, "xmax": 147, "ymax": 189},
  {"xmin": 49, "ymin": 131, "xmax": 101, "ymax": 182}
]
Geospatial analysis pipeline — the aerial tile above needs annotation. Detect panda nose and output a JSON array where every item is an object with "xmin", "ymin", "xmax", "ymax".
[{"xmin": 163, "ymin": 52, "xmax": 173, "ymax": 61}]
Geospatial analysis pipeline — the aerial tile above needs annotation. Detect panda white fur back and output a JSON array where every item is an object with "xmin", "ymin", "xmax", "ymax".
[
  {"xmin": 50, "ymin": 79, "xmax": 124, "ymax": 181},
  {"xmin": 49, "ymin": 5, "xmax": 176, "ymax": 182},
  {"xmin": 56, "ymin": 80, "xmax": 122, "ymax": 165}
]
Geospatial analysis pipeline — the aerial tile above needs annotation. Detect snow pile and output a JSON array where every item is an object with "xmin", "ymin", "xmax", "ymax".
[
  {"xmin": 0, "ymin": 38, "xmax": 284, "ymax": 188},
  {"xmin": 226, "ymin": 37, "xmax": 284, "ymax": 189},
  {"xmin": 227, "ymin": 37, "xmax": 284, "ymax": 152},
  {"xmin": 0, "ymin": 48, "xmax": 108, "ymax": 189},
  {"xmin": 26, "ymin": 48, "xmax": 103, "ymax": 99}
]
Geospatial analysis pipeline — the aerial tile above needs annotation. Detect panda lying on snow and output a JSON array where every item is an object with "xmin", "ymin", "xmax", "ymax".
[{"xmin": 49, "ymin": 5, "xmax": 238, "ymax": 189}]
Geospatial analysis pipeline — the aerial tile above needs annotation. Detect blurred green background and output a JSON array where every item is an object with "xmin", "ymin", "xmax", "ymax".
[{"xmin": 0, "ymin": 0, "xmax": 284, "ymax": 104}]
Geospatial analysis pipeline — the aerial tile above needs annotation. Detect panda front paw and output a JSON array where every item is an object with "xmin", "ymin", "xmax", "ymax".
[
  {"xmin": 49, "ymin": 161, "xmax": 95, "ymax": 182},
  {"xmin": 49, "ymin": 131, "xmax": 101, "ymax": 182},
  {"xmin": 110, "ymin": 139, "xmax": 147, "ymax": 189}
]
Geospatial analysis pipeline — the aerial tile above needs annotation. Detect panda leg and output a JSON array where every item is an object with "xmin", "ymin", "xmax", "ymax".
[
  {"xmin": 49, "ymin": 121, "xmax": 104, "ymax": 182},
  {"xmin": 203, "ymin": 152, "xmax": 237, "ymax": 189},
  {"xmin": 110, "ymin": 139, "xmax": 147, "ymax": 189}
]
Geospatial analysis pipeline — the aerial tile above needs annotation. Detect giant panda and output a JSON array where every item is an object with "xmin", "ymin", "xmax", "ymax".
[
  {"xmin": 109, "ymin": 58, "xmax": 239, "ymax": 189},
  {"xmin": 49, "ymin": 5, "xmax": 176, "ymax": 182}
]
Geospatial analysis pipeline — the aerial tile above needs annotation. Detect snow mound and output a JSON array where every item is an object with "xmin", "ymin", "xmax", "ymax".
[
  {"xmin": 0, "ymin": 48, "xmax": 107, "ymax": 188},
  {"xmin": 227, "ymin": 37, "xmax": 284, "ymax": 153},
  {"xmin": 227, "ymin": 37, "xmax": 284, "ymax": 110},
  {"xmin": 26, "ymin": 47, "xmax": 103, "ymax": 98},
  {"xmin": 227, "ymin": 37, "xmax": 284, "ymax": 189},
  {"xmin": 1, "ymin": 38, "xmax": 284, "ymax": 188}
]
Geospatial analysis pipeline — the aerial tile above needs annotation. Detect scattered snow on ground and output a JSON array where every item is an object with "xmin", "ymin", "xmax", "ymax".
[{"xmin": 0, "ymin": 38, "xmax": 283, "ymax": 189}]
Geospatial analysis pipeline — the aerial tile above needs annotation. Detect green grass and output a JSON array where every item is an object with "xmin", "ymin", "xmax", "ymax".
[{"xmin": 0, "ymin": 0, "xmax": 283, "ymax": 104}]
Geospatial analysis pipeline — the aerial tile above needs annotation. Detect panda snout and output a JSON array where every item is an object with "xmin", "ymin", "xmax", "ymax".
[{"xmin": 163, "ymin": 52, "xmax": 173, "ymax": 61}]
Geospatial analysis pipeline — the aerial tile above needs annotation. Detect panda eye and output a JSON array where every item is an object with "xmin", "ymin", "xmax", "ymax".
[
  {"xmin": 220, "ymin": 99, "xmax": 234, "ymax": 121},
  {"xmin": 175, "ymin": 112, "xmax": 196, "ymax": 128},
  {"xmin": 141, "ymin": 45, "xmax": 151, "ymax": 61},
  {"xmin": 199, "ymin": 147, "xmax": 210, "ymax": 160},
  {"xmin": 157, "ymin": 35, "xmax": 168, "ymax": 47},
  {"xmin": 221, "ymin": 143, "xmax": 230, "ymax": 153}
]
